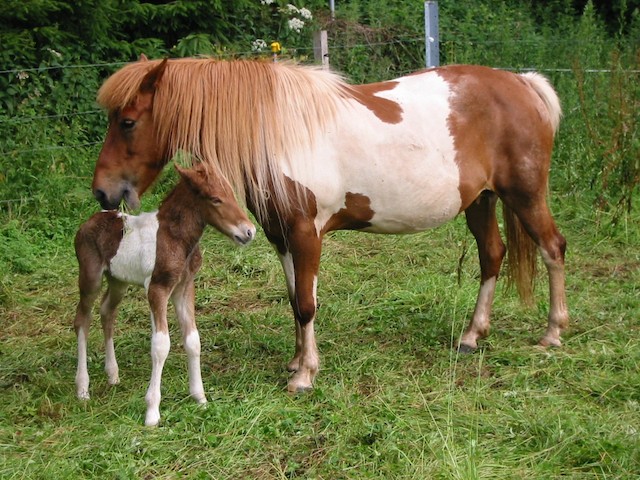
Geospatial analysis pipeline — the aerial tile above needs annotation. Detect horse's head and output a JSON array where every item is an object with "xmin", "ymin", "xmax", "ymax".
[
  {"xmin": 92, "ymin": 58, "xmax": 168, "ymax": 210},
  {"xmin": 175, "ymin": 164, "xmax": 256, "ymax": 246}
]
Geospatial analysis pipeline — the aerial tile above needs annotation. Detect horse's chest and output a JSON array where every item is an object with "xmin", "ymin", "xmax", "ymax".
[{"xmin": 109, "ymin": 213, "xmax": 159, "ymax": 287}]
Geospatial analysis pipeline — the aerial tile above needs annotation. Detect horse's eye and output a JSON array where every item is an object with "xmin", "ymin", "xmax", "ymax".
[
  {"xmin": 120, "ymin": 119, "xmax": 136, "ymax": 131},
  {"xmin": 209, "ymin": 196, "xmax": 222, "ymax": 206}
]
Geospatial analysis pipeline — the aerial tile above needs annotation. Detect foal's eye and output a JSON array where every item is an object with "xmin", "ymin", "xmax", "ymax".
[
  {"xmin": 209, "ymin": 196, "xmax": 222, "ymax": 206},
  {"xmin": 120, "ymin": 119, "xmax": 136, "ymax": 131}
]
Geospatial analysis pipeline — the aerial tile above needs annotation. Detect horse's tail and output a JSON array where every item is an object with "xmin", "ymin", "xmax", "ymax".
[
  {"xmin": 503, "ymin": 204, "xmax": 538, "ymax": 306},
  {"xmin": 519, "ymin": 72, "xmax": 562, "ymax": 134}
]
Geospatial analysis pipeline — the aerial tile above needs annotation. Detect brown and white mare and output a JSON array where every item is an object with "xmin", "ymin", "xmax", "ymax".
[
  {"xmin": 75, "ymin": 164, "xmax": 256, "ymax": 425},
  {"xmin": 91, "ymin": 57, "xmax": 568, "ymax": 393}
]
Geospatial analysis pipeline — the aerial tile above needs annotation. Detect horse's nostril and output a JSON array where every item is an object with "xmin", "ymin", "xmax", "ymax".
[{"xmin": 94, "ymin": 189, "xmax": 106, "ymax": 201}]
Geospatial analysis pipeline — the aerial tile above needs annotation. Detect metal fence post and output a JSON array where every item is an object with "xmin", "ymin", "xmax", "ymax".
[{"xmin": 425, "ymin": 1, "xmax": 440, "ymax": 67}]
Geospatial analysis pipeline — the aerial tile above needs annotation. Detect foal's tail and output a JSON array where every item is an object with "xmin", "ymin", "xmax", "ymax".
[{"xmin": 503, "ymin": 205, "xmax": 537, "ymax": 306}]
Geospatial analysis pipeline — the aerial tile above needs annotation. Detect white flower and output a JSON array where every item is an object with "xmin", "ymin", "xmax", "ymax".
[
  {"xmin": 299, "ymin": 7, "xmax": 312, "ymax": 19},
  {"xmin": 252, "ymin": 38, "xmax": 268, "ymax": 51},
  {"xmin": 16, "ymin": 71, "xmax": 29, "ymax": 80},
  {"xmin": 46, "ymin": 47, "xmax": 62, "ymax": 58},
  {"xmin": 285, "ymin": 4, "xmax": 299, "ymax": 14},
  {"xmin": 260, "ymin": 0, "xmax": 275, "ymax": 5},
  {"xmin": 288, "ymin": 17, "xmax": 305, "ymax": 32}
]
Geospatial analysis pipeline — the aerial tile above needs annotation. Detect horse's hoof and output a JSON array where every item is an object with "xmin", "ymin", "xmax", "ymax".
[
  {"xmin": 457, "ymin": 343, "xmax": 476, "ymax": 354},
  {"xmin": 292, "ymin": 385, "xmax": 313, "ymax": 394},
  {"xmin": 287, "ymin": 380, "xmax": 313, "ymax": 394},
  {"xmin": 538, "ymin": 337, "xmax": 562, "ymax": 348},
  {"xmin": 77, "ymin": 391, "xmax": 90, "ymax": 401}
]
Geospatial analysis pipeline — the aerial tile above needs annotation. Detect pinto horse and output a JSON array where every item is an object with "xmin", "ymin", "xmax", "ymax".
[{"xmin": 92, "ymin": 57, "xmax": 568, "ymax": 393}]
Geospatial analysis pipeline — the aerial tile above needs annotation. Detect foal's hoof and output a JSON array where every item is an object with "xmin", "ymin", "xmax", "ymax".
[
  {"xmin": 457, "ymin": 343, "xmax": 477, "ymax": 354},
  {"xmin": 77, "ymin": 390, "xmax": 90, "ymax": 401}
]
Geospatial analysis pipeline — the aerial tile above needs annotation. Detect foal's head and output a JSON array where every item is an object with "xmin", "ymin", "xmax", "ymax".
[{"xmin": 176, "ymin": 165, "xmax": 256, "ymax": 246}]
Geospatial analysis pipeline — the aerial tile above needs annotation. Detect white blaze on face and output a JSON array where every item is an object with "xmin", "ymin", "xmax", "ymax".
[
  {"xmin": 285, "ymin": 71, "xmax": 462, "ymax": 235},
  {"xmin": 109, "ymin": 212, "xmax": 159, "ymax": 286}
]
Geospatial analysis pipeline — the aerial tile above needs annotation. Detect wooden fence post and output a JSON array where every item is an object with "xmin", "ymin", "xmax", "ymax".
[{"xmin": 313, "ymin": 30, "xmax": 329, "ymax": 70}]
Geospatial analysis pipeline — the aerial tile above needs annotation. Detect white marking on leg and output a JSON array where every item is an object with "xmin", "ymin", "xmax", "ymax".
[
  {"xmin": 288, "ymin": 274, "xmax": 319, "ymax": 392},
  {"xmin": 104, "ymin": 337, "xmax": 120, "ymax": 385},
  {"xmin": 76, "ymin": 329, "xmax": 90, "ymax": 400},
  {"xmin": 145, "ymin": 328, "xmax": 170, "ymax": 427},
  {"xmin": 277, "ymin": 250, "xmax": 303, "ymax": 372},
  {"xmin": 183, "ymin": 330, "xmax": 206, "ymax": 404},
  {"xmin": 288, "ymin": 319, "xmax": 319, "ymax": 393},
  {"xmin": 459, "ymin": 276, "xmax": 497, "ymax": 349},
  {"xmin": 539, "ymin": 248, "xmax": 568, "ymax": 347}
]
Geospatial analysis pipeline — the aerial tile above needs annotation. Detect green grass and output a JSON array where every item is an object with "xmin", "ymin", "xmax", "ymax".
[{"xmin": 1, "ymin": 193, "xmax": 639, "ymax": 479}]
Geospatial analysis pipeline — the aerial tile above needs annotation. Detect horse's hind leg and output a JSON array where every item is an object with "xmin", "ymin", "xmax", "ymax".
[
  {"xmin": 503, "ymin": 194, "xmax": 568, "ymax": 347},
  {"xmin": 171, "ymin": 277, "xmax": 206, "ymax": 405},
  {"xmin": 459, "ymin": 191, "xmax": 507, "ymax": 351},
  {"xmin": 100, "ymin": 278, "xmax": 127, "ymax": 385}
]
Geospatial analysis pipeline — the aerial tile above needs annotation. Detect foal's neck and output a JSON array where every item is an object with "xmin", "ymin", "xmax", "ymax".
[{"xmin": 157, "ymin": 181, "xmax": 207, "ymax": 249}]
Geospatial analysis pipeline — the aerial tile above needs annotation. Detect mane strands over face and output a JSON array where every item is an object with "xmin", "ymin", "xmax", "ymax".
[{"xmin": 97, "ymin": 58, "xmax": 352, "ymax": 222}]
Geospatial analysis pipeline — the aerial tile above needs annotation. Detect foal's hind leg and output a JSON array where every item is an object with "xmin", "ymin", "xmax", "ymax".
[
  {"xmin": 171, "ymin": 277, "xmax": 206, "ymax": 405},
  {"xmin": 503, "ymin": 194, "xmax": 568, "ymax": 347},
  {"xmin": 459, "ymin": 192, "xmax": 507, "ymax": 351},
  {"xmin": 100, "ymin": 278, "xmax": 127, "ymax": 386},
  {"xmin": 74, "ymin": 264, "xmax": 103, "ymax": 400}
]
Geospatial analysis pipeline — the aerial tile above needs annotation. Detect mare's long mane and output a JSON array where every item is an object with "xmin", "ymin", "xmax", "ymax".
[{"xmin": 97, "ymin": 58, "xmax": 352, "ymax": 221}]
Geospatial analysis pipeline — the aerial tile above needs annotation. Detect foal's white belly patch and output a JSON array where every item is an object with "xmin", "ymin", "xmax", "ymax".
[{"xmin": 109, "ymin": 212, "xmax": 159, "ymax": 286}]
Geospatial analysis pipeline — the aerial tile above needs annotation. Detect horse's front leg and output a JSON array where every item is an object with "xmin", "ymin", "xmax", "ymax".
[
  {"xmin": 281, "ymin": 227, "xmax": 322, "ymax": 393},
  {"xmin": 145, "ymin": 284, "xmax": 171, "ymax": 426},
  {"xmin": 274, "ymin": 247, "xmax": 303, "ymax": 373}
]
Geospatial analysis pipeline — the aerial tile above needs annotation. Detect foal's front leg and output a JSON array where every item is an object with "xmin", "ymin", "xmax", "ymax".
[
  {"xmin": 171, "ymin": 278, "xmax": 206, "ymax": 405},
  {"xmin": 145, "ymin": 284, "xmax": 172, "ymax": 426}
]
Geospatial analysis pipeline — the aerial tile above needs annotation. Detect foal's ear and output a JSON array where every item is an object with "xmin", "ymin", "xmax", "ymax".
[
  {"xmin": 176, "ymin": 165, "xmax": 208, "ymax": 196},
  {"xmin": 139, "ymin": 58, "xmax": 168, "ymax": 94},
  {"xmin": 139, "ymin": 53, "xmax": 149, "ymax": 62}
]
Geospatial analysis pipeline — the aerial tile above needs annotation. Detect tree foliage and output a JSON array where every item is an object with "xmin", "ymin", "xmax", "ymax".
[{"xmin": 0, "ymin": 0, "xmax": 638, "ymax": 241}]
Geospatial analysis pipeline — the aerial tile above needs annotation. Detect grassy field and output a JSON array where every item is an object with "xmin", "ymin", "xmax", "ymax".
[{"xmin": 1, "ymin": 183, "xmax": 639, "ymax": 478}]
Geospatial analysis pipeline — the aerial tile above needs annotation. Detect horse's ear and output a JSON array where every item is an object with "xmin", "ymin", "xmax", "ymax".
[
  {"xmin": 139, "ymin": 58, "xmax": 168, "ymax": 94},
  {"xmin": 139, "ymin": 53, "xmax": 148, "ymax": 62}
]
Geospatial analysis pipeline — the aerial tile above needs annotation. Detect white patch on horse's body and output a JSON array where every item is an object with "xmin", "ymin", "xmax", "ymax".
[
  {"xmin": 109, "ymin": 212, "xmax": 159, "ymax": 288},
  {"xmin": 285, "ymin": 71, "xmax": 461, "ymax": 236}
]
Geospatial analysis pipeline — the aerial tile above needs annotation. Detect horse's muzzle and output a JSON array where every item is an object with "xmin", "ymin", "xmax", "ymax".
[{"xmin": 93, "ymin": 187, "xmax": 141, "ymax": 211}]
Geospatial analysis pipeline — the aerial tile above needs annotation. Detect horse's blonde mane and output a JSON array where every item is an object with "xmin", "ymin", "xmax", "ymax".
[{"xmin": 97, "ymin": 58, "xmax": 352, "ymax": 222}]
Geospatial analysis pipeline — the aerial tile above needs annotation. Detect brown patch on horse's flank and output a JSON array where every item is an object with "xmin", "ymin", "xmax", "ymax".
[
  {"xmin": 348, "ymin": 82, "xmax": 403, "ymax": 124},
  {"xmin": 437, "ymin": 65, "xmax": 556, "ymax": 211},
  {"xmin": 322, "ymin": 192, "xmax": 375, "ymax": 233}
]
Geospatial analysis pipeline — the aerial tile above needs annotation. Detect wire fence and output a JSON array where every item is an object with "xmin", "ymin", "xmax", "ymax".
[{"xmin": 1, "ymin": 36, "xmax": 638, "ymax": 206}]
